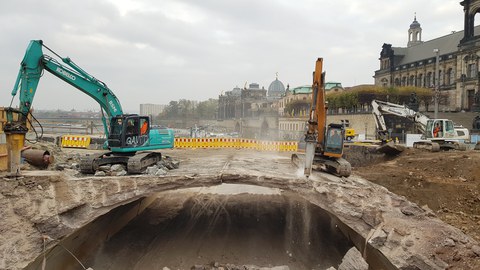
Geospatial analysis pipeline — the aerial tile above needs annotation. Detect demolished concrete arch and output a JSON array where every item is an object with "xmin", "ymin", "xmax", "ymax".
[{"xmin": 2, "ymin": 149, "xmax": 479, "ymax": 269}]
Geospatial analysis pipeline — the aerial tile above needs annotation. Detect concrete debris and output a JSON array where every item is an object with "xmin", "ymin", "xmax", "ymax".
[
  {"xmin": 115, "ymin": 170, "xmax": 127, "ymax": 176},
  {"xmin": 189, "ymin": 264, "xmax": 289, "ymax": 270},
  {"xmin": 368, "ymin": 228, "xmax": 388, "ymax": 247},
  {"xmin": 145, "ymin": 165, "xmax": 159, "ymax": 175},
  {"xmin": 442, "ymin": 238, "xmax": 456, "ymax": 247},
  {"xmin": 163, "ymin": 156, "xmax": 180, "ymax": 169},
  {"xmin": 110, "ymin": 164, "xmax": 125, "ymax": 172},
  {"xmin": 97, "ymin": 165, "xmax": 111, "ymax": 172},
  {"xmin": 325, "ymin": 267, "xmax": 336, "ymax": 270},
  {"xmin": 400, "ymin": 205, "xmax": 424, "ymax": 216},
  {"xmin": 338, "ymin": 247, "xmax": 368, "ymax": 270},
  {"xmin": 472, "ymin": 245, "xmax": 480, "ymax": 256},
  {"xmin": 89, "ymin": 157, "xmax": 179, "ymax": 176},
  {"xmin": 155, "ymin": 168, "xmax": 167, "ymax": 176},
  {"xmin": 94, "ymin": 171, "xmax": 106, "ymax": 177}
]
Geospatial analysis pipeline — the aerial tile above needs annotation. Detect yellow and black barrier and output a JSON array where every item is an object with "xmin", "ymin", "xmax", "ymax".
[
  {"xmin": 174, "ymin": 137, "xmax": 298, "ymax": 152},
  {"xmin": 61, "ymin": 135, "xmax": 91, "ymax": 148}
]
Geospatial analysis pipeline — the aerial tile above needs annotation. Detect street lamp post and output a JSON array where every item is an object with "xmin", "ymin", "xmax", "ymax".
[{"xmin": 433, "ymin": 48, "xmax": 440, "ymax": 119}]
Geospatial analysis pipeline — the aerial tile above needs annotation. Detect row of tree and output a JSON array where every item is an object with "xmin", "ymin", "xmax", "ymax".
[
  {"xmin": 157, "ymin": 98, "xmax": 218, "ymax": 120},
  {"xmin": 325, "ymin": 86, "xmax": 436, "ymax": 112},
  {"xmin": 284, "ymin": 86, "xmax": 437, "ymax": 116}
]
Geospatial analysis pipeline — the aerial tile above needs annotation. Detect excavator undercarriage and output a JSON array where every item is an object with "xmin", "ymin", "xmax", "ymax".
[
  {"xmin": 79, "ymin": 151, "xmax": 162, "ymax": 174},
  {"xmin": 291, "ymin": 153, "xmax": 351, "ymax": 177}
]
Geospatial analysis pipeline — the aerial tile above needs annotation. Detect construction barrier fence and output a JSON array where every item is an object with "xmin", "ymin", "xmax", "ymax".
[
  {"xmin": 174, "ymin": 137, "xmax": 298, "ymax": 152},
  {"xmin": 61, "ymin": 135, "xmax": 91, "ymax": 149}
]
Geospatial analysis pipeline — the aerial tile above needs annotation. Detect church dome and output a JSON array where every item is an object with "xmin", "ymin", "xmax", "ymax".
[
  {"xmin": 268, "ymin": 77, "xmax": 285, "ymax": 97},
  {"xmin": 410, "ymin": 16, "xmax": 420, "ymax": 29}
]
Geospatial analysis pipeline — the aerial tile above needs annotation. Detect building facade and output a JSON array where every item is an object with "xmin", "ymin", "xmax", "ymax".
[
  {"xmin": 217, "ymin": 77, "xmax": 287, "ymax": 139},
  {"xmin": 374, "ymin": 0, "xmax": 480, "ymax": 112}
]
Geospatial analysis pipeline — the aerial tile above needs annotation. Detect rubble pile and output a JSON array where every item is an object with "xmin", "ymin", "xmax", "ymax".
[
  {"xmin": 167, "ymin": 263, "xmax": 290, "ymax": 270},
  {"xmin": 21, "ymin": 140, "xmax": 181, "ymax": 176},
  {"xmin": 93, "ymin": 155, "xmax": 180, "ymax": 176},
  {"xmin": 176, "ymin": 248, "xmax": 368, "ymax": 270}
]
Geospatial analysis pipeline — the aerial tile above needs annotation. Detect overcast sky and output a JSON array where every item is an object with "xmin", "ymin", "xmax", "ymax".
[{"xmin": 0, "ymin": 0, "xmax": 466, "ymax": 113}]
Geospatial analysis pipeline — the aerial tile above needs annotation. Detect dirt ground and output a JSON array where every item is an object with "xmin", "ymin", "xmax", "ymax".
[{"xmin": 354, "ymin": 148, "xmax": 480, "ymax": 244}]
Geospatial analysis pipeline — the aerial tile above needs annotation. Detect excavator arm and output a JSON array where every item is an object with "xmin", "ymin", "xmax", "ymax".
[
  {"xmin": 9, "ymin": 40, "xmax": 122, "ymax": 137},
  {"xmin": 371, "ymin": 100, "xmax": 433, "ymax": 139}
]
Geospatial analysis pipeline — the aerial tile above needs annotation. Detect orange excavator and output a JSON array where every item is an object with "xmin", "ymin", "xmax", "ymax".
[{"xmin": 292, "ymin": 58, "xmax": 351, "ymax": 177}]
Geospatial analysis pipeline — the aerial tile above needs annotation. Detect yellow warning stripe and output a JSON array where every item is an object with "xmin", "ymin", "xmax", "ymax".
[{"xmin": 174, "ymin": 137, "xmax": 298, "ymax": 152}]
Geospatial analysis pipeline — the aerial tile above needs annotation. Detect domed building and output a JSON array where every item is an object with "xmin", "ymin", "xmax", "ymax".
[{"xmin": 267, "ymin": 75, "xmax": 286, "ymax": 98}]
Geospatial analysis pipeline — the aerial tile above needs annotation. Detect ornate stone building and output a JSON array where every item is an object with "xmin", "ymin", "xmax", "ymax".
[
  {"xmin": 217, "ymin": 77, "xmax": 287, "ymax": 139},
  {"xmin": 218, "ymin": 77, "xmax": 286, "ymax": 121},
  {"xmin": 374, "ymin": 0, "xmax": 480, "ymax": 112}
]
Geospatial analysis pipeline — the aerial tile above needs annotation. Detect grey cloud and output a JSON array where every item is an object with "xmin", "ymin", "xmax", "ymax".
[{"xmin": 0, "ymin": 0, "xmax": 466, "ymax": 112}]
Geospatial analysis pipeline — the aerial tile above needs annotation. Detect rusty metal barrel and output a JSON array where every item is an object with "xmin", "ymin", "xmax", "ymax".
[{"xmin": 21, "ymin": 149, "xmax": 54, "ymax": 169}]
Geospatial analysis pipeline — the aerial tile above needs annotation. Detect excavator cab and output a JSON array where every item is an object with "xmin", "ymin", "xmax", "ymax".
[
  {"xmin": 323, "ymin": 123, "xmax": 345, "ymax": 157},
  {"xmin": 108, "ymin": 115, "xmax": 150, "ymax": 149},
  {"xmin": 425, "ymin": 119, "xmax": 456, "ymax": 139}
]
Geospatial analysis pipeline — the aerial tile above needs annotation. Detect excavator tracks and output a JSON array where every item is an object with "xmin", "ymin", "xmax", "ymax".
[
  {"xmin": 291, "ymin": 153, "xmax": 351, "ymax": 178},
  {"xmin": 79, "ymin": 151, "xmax": 161, "ymax": 174},
  {"xmin": 324, "ymin": 157, "xmax": 351, "ymax": 177},
  {"xmin": 127, "ymin": 152, "xmax": 162, "ymax": 174}
]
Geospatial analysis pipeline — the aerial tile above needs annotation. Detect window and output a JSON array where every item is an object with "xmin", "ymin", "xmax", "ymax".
[
  {"xmin": 140, "ymin": 118, "xmax": 149, "ymax": 135},
  {"xmin": 426, "ymin": 72, "xmax": 433, "ymax": 87},
  {"xmin": 409, "ymin": 75, "xmax": 415, "ymax": 86},
  {"xmin": 394, "ymin": 78, "xmax": 400, "ymax": 86},
  {"xmin": 110, "ymin": 118, "xmax": 123, "ymax": 135},
  {"xmin": 126, "ymin": 118, "xmax": 139, "ymax": 135},
  {"xmin": 446, "ymin": 68, "xmax": 452, "ymax": 85},
  {"xmin": 445, "ymin": 121, "xmax": 454, "ymax": 132},
  {"xmin": 469, "ymin": 63, "xmax": 477, "ymax": 78},
  {"xmin": 381, "ymin": 78, "xmax": 388, "ymax": 87},
  {"xmin": 417, "ymin": 74, "xmax": 423, "ymax": 87}
]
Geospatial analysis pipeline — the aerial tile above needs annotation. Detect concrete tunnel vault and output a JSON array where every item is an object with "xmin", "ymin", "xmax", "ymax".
[{"xmin": 22, "ymin": 173, "xmax": 402, "ymax": 270}]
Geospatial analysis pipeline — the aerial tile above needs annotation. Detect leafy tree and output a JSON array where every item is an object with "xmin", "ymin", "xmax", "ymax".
[
  {"xmin": 159, "ymin": 98, "xmax": 218, "ymax": 120},
  {"xmin": 285, "ymin": 99, "xmax": 311, "ymax": 116},
  {"xmin": 160, "ymin": 100, "xmax": 179, "ymax": 119},
  {"xmin": 197, "ymin": 98, "xmax": 218, "ymax": 119}
]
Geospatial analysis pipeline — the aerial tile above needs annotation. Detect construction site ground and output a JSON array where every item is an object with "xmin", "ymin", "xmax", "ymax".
[
  {"xmin": 354, "ymin": 147, "xmax": 480, "ymax": 244},
  {"xmin": 2, "ymin": 142, "xmax": 480, "ymax": 269}
]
